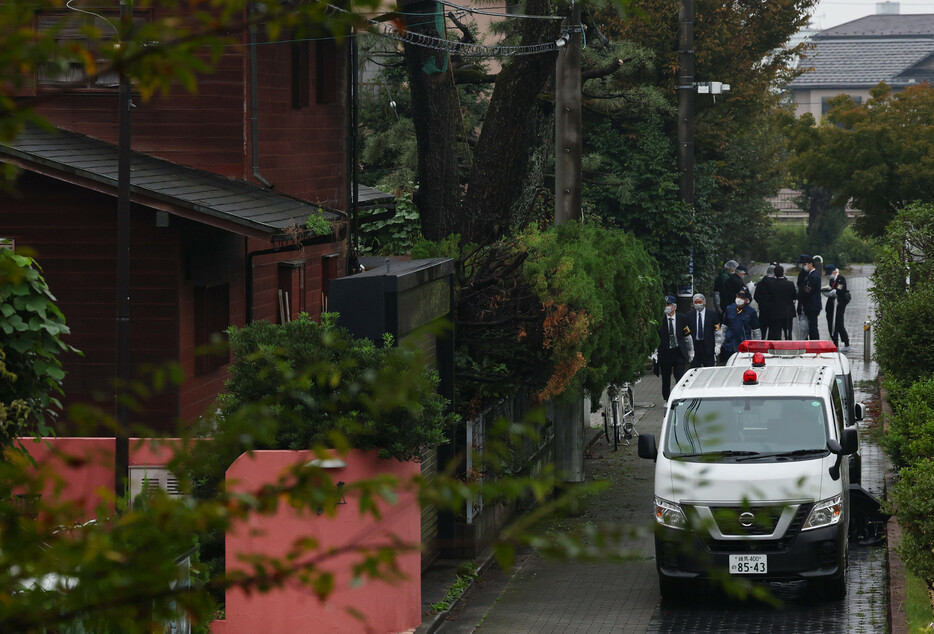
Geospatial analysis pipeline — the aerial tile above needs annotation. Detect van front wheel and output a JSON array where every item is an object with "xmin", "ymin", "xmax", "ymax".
[
  {"xmin": 658, "ymin": 575, "xmax": 684, "ymax": 600},
  {"xmin": 814, "ymin": 575, "xmax": 847, "ymax": 600}
]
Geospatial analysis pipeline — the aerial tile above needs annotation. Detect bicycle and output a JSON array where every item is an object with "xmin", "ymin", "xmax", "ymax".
[{"xmin": 603, "ymin": 383, "xmax": 637, "ymax": 450}]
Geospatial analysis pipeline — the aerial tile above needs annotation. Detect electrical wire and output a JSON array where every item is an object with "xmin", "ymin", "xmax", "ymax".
[
  {"xmin": 65, "ymin": 0, "xmax": 119, "ymax": 38},
  {"xmin": 432, "ymin": 0, "xmax": 565, "ymax": 20}
]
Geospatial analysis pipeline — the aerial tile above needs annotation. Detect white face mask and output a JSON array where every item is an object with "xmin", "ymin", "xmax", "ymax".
[
  {"xmin": 693, "ymin": 303, "xmax": 704, "ymax": 311},
  {"xmin": 665, "ymin": 306, "xmax": 675, "ymax": 316},
  {"xmin": 735, "ymin": 298, "xmax": 746, "ymax": 307}
]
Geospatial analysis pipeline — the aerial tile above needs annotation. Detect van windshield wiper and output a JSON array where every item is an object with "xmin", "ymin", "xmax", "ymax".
[
  {"xmin": 675, "ymin": 450, "xmax": 760, "ymax": 458},
  {"xmin": 735, "ymin": 448, "xmax": 828, "ymax": 461}
]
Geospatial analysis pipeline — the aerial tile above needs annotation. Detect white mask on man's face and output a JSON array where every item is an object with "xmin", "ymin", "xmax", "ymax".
[
  {"xmin": 735, "ymin": 298, "xmax": 746, "ymax": 307},
  {"xmin": 693, "ymin": 303, "xmax": 704, "ymax": 311},
  {"xmin": 665, "ymin": 306, "xmax": 675, "ymax": 316}
]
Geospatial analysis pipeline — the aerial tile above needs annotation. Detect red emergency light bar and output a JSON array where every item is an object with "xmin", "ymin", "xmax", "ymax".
[{"xmin": 737, "ymin": 340, "xmax": 838, "ymax": 354}]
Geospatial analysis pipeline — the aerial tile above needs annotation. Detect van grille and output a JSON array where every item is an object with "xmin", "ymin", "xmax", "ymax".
[{"xmin": 693, "ymin": 503, "xmax": 813, "ymax": 553}]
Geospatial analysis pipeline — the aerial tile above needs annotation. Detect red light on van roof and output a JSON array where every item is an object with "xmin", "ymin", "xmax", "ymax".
[
  {"xmin": 743, "ymin": 369, "xmax": 758, "ymax": 385},
  {"xmin": 737, "ymin": 340, "xmax": 838, "ymax": 354},
  {"xmin": 752, "ymin": 352, "xmax": 766, "ymax": 367}
]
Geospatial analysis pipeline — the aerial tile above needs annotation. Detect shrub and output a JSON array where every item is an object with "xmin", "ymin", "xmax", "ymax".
[
  {"xmin": 883, "ymin": 374, "xmax": 934, "ymax": 471},
  {"xmin": 891, "ymin": 458, "xmax": 934, "ymax": 596},
  {"xmin": 519, "ymin": 221, "xmax": 662, "ymax": 401},
  {"xmin": 217, "ymin": 313, "xmax": 451, "ymax": 460}
]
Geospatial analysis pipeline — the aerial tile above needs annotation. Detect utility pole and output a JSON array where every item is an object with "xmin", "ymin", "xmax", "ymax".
[
  {"xmin": 115, "ymin": 0, "xmax": 131, "ymax": 501},
  {"xmin": 553, "ymin": 4, "xmax": 584, "ymax": 484},
  {"xmin": 676, "ymin": 0, "xmax": 695, "ymax": 312}
]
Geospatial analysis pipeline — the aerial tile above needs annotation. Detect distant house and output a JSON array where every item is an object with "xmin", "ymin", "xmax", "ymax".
[
  {"xmin": 0, "ymin": 8, "xmax": 363, "ymax": 433},
  {"xmin": 787, "ymin": 12, "xmax": 934, "ymax": 119}
]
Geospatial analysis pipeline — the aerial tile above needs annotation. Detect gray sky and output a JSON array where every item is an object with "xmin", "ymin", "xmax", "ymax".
[{"xmin": 810, "ymin": 0, "xmax": 934, "ymax": 29}]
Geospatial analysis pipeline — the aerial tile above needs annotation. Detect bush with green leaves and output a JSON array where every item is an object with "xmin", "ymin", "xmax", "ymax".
[
  {"xmin": 358, "ymin": 193, "xmax": 422, "ymax": 256},
  {"xmin": 217, "ymin": 312, "xmax": 451, "ymax": 460},
  {"xmin": 519, "ymin": 221, "xmax": 663, "ymax": 401},
  {"xmin": 890, "ymin": 457, "xmax": 934, "ymax": 596},
  {"xmin": 882, "ymin": 374, "xmax": 934, "ymax": 471},
  {"xmin": 755, "ymin": 224, "xmax": 875, "ymax": 267},
  {"xmin": 871, "ymin": 202, "xmax": 934, "ymax": 385},
  {"xmin": 0, "ymin": 248, "xmax": 78, "ymax": 444}
]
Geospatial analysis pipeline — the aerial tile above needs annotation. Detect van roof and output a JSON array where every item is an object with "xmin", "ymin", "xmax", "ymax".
[
  {"xmin": 726, "ymin": 351, "xmax": 850, "ymax": 376},
  {"xmin": 671, "ymin": 364, "xmax": 836, "ymax": 400},
  {"xmin": 727, "ymin": 340, "xmax": 850, "ymax": 376}
]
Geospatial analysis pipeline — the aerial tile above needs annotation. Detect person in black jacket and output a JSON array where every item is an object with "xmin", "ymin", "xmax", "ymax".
[
  {"xmin": 754, "ymin": 263, "xmax": 777, "ymax": 329},
  {"xmin": 827, "ymin": 266, "xmax": 852, "ymax": 351},
  {"xmin": 800, "ymin": 256, "xmax": 822, "ymax": 340},
  {"xmin": 689, "ymin": 293, "xmax": 721, "ymax": 367},
  {"xmin": 769, "ymin": 265, "xmax": 798, "ymax": 340},
  {"xmin": 655, "ymin": 295, "xmax": 694, "ymax": 400}
]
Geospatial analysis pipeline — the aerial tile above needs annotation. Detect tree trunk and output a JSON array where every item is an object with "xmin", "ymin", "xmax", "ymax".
[{"xmin": 402, "ymin": 0, "xmax": 564, "ymax": 243}]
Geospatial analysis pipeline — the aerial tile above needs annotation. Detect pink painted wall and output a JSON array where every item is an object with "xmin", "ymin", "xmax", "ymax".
[
  {"xmin": 17, "ymin": 437, "xmax": 181, "ymax": 520},
  {"xmin": 213, "ymin": 450, "xmax": 422, "ymax": 634},
  {"xmin": 17, "ymin": 439, "xmax": 422, "ymax": 633}
]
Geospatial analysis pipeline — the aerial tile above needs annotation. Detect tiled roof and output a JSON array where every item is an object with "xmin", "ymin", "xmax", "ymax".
[
  {"xmin": 816, "ymin": 14, "xmax": 934, "ymax": 38},
  {"xmin": 0, "ymin": 124, "xmax": 341, "ymax": 239},
  {"xmin": 788, "ymin": 38, "xmax": 934, "ymax": 88}
]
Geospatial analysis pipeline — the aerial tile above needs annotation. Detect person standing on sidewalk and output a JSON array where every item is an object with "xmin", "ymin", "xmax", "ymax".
[
  {"xmin": 800, "ymin": 256, "xmax": 822, "ymax": 340},
  {"xmin": 769, "ymin": 265, "xmax": 798, "ymax": 340},
  {"xmin": 754, "ymin": 263, "xmax": 776, "ymax": 332},
  {"xmin": 823, "ymin": 264, "xmax": 838, "ymax": 339},
  {"xmin": 713, "ymin": 260, "xmax": 737, "ymax": 315},
  {"xmin": 654, "ymin": 295, "xmax": 694, "ymax": 400},
  {"xmin": 720, "ymin": 288, "xmax": 762, "ymax": 363},
  {"xmin": 689, "ymin": 293, "xmax": 721, "ymax": 367},
  {"xmin": 827, "ymin": 266, "xmax": 852, "ymax": 351}
]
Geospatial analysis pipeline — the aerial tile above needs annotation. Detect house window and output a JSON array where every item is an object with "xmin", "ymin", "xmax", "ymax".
[
  {"xmin": 821, "ymin": 95, "xmax": 862, "ymax": 116},
  {"xmin": 36, "ymin": 11, "xmax": 147, "ymax": 91},
  {"xmin": 316, "ymin": 40, "xmax": 338, "ymax": 104},
  {"xmin": 193, "ymin": 283, "xmax": 230, "ymax": 376},
  {"xmin": 291, "ymin": 38, "xmax": 310, "ymax": 109}
]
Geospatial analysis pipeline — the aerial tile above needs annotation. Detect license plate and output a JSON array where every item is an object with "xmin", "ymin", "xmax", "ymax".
[{"xmin": 729, "ymin": 554, "xmax": 767, "ymax": 574}]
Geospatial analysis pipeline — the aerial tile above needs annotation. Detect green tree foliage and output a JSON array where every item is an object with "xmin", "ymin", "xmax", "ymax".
[
  {"xmin": 784, "ymin": 83, "xmax": 934, "ymax": 237},
  {"xmin": 520, "ymin": 221, "xmax": 663, "ymax": 401},
  {"xmin": 0, "ymin": 249, "xmax": 77, "ymax": 443},
  {"xmin": 870, "ymin": 202, "xmax": 934, "ymax": 385},
  {"xmin": 593, "ymin": 0, "xmax": 813, "ymax": 285},
  {"xmin": 754, "ymin": 224, "xmax": 875, "ymax": 268}
]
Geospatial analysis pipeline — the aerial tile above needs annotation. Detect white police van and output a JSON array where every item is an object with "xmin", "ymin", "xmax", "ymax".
[
  {"xmin": 726, "ymin": 340, "xmax": 865, "ymax": 483},
  {"xmin": 638, "ymin": 359, "xmax": 858, "ymax": 600}
]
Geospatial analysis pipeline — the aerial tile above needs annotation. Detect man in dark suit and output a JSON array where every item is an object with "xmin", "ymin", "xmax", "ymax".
[
  {"xmin": 800, "ymin": 256, "xmax": 823, "ymax": 340},
  {"xmin": 827, "ymin": 266, "xmax": 852, "ymax": 351},
  {"xmin": 655, "ymin": 295, "xmax": 694, "ymax": 400},
  {"xmin": 689, "ymin": 293, "xmax": 720, "ymax": 367},
  {"xmin": 769, "ymin": 265, "xmax": 798, "ymax": 340}
]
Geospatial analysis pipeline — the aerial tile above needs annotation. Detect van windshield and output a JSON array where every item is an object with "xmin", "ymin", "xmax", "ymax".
[{"xmin": 665, "ymin": 397, "xmax": 829, "ymax": 459}]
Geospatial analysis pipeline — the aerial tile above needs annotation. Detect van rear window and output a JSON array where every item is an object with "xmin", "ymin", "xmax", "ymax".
[{"xmin": 665, "ymin": 397, "xmax": 829, "ymax": 459}]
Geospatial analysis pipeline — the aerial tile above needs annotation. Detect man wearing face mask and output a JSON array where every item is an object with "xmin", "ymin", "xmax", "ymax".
[
  {"xmin": 800, "ymin": 256, "xmax": 823, "ymax": 340},
  {"xmin": 689, "ymin": 293, "xmax": 722, "ymax": 368},
  {"xmin": 720, "ymin": 288, "xmax": 761, "ymax": 363},
  {"xmin": 654, "ymin": 295, "xmax": 695, "ymax": 400}
]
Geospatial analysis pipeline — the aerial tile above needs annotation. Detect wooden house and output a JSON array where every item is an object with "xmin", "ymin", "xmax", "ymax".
[{"xmin": 0, "ymin": 7, "xmax": 392, "ymax": 433}]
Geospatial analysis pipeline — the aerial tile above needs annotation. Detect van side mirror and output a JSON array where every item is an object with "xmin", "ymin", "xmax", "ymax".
[
  {"xmin": 638, "ymin": 434, "xmax": 657, "ymax": 460},
  {"xmin": 841, "ymin": 426, "xmax": 858, "ymax": 455},
  {"xmin": 854, "ymin": 402, "xmax": 865, "ymax": 422},
  {"xmin": 827, "ymin": 428, "xmax": 859, "ymax": 481}
]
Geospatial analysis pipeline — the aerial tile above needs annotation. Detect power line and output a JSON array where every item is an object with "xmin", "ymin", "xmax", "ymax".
[{"xmin": 329, "ymin": 5, "xmax": 569, "ymax": 57}]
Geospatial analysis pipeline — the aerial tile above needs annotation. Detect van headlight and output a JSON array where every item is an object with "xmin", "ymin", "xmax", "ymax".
[
  {"xmin": 654, "ymin": 497, "xmax": 687, "ymax": 530},
  {"xmin": 803, "ymin": 495, "xmax": 843, "ymax": 531}
]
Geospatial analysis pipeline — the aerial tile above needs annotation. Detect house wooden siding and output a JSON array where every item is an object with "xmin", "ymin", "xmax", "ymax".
[
  {"xmin": 27, "ymin": 19, "xmax": 349, "ymax": 212},
  {"xmin": 4, "ymin": 12, "xmax": 354, "ymax": 431}
]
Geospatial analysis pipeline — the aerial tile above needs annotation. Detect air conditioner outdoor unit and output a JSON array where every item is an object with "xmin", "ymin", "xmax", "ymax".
[{"xmin": 129, "ymin": 466, "xmax": 182, "ymax": 500}]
